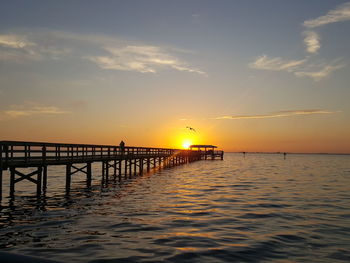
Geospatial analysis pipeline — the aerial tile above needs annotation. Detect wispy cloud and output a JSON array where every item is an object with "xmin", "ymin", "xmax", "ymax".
[
  {"xmin": 215, "ymin": 109, "xmax": 340, "ymax": 120},
  {"xmin": 250, "ymin": 2, "xmax": 349, "ymax": 81},
  {"xmin": 2, "ymin": 103, "xmax": 70, "ymax": 119},
  {"xmin": 0, "ymin": 29, "xmax": 205, "ymax": 75},
  {"xmin": 303, "ymin": 31, "xmax": 321, "ymax": 54},
  {"xmin": 294, "ymin": 60, "xmax": 346, "ymax": 81},
  {"xmin": 0, "ymin": 34, "xmax": 42, "ymax": 61},
  {"xmin": 0, "ymin": 34, "xmax": 35, "ymax": 48},
  {"xmin": 86, "ymin": 45, "xmax": 205, "ymax": 74},
  {"xmin": 250, "ymin": 55, "xmax": 345, "ymax": 80},
  {"xmin": 304, "ymin": 2, "xmax": 350, "ymax": 28},
  {"xmin": 249, "ymin": 55, "xmax": 306, "ymax": 71}
]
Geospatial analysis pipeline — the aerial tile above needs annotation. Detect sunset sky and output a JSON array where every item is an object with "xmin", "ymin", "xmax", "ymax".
[{"xmin": 1, "ymin": 0, "xmax": 350, "ymax": 153}]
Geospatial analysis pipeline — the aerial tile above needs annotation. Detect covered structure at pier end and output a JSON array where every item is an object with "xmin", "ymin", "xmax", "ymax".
[{"xmin": 189, "ymin": 145, "xmax": 224, "ymax": 160}]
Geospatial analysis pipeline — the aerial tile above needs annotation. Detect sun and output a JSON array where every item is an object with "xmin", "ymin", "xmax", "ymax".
[{"xmin": 182, "ymin": 140, "xmax": 192, "ymax": 149}]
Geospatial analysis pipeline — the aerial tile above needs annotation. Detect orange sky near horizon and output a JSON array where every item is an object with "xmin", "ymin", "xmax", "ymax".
[{"xmin": 1, "ymin": 111, "xmax": 349, "ymax": 154}]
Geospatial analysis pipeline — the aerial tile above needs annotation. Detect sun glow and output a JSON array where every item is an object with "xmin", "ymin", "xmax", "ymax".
[{"xmin": 182, "ymin": 140, "xmax": 192, "ymax": 149}]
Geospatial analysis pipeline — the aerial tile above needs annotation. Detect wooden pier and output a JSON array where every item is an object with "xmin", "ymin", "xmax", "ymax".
[{"xmin": 0, "ymin": 141, "xmax": 224, "ymax": 203}]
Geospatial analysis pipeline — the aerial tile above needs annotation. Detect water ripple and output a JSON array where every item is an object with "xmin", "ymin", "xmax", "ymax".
[{"xmin": 0, "ymin": 153, "xmax": 350, "ymax": 262}]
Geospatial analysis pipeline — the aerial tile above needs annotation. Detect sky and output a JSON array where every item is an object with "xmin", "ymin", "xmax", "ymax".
[{"xmin": 0, "ymin": 0, "xmax": 350, "ymax": 153}]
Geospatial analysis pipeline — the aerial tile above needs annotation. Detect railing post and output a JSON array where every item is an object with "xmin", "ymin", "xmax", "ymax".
[
  {"xmin": 42, "ymin": 146, "xmax": 47, "ymax": 165},
  {"xmin": 4, "ymin": 145, "xmax": 9, "ymax": 169},
  {"xmin": 24, "ymin": 144, "xmax": 28, "ymax": 164}
]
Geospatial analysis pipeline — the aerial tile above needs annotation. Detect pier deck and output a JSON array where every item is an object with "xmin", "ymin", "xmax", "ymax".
[{"xmin": 0, "ymin": 141, "xmax": 224, "ymax": 203}]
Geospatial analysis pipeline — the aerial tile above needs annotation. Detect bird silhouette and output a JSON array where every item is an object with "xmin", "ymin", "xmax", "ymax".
[{"xmin": 186, "ymin": 126, "xmax": 196, "ymax": 132}]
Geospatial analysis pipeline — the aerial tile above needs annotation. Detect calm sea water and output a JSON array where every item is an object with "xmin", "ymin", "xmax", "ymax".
[{"xmin": 1, "ymin": 153, "xmax": 350, "ymax": 262}]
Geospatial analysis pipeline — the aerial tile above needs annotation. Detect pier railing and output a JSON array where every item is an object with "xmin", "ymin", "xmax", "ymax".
[
  {"xmin": 0, "ymin": 141, "xmax": 176, "ymax": 169},
  {"xmin": 0, "ymin": 141, "xmax": 223, "ymax": 202}
]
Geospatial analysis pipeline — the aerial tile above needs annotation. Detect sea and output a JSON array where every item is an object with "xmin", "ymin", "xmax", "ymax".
[{"xmin": 0, "ymin": 153, "xmax": 350, "ymax": 262}]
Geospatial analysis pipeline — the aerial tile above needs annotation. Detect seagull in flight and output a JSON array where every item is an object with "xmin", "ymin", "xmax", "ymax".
[{"xmin": 186, "ymin": 126, "xmax": 196, "ymax": 132}]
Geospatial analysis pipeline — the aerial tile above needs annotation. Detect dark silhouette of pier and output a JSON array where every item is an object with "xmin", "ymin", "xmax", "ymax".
[{"xmin": 0, "ymin": 141, "xmax": 224, "ymax": 202}]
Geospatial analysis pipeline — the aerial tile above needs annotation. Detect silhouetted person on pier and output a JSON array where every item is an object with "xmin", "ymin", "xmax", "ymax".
[
  {"xmin": 283, "ymin": 152, "xmax": 286, "ymax": 160},
  {"xmin": 120, "ymin": 140, "xmax": 125, "ymax": 155}
]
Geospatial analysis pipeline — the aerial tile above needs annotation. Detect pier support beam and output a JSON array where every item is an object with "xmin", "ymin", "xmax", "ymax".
[
  {"xmin": 36, "ymin": 167, "xmax": 42, "ymax": 197},
  {"xmin": 139, "ymin": 159, "xmax": 143, "ymax": 175},
  {"xmin": 133, "ymin": 159, "xmax": 137, "ymax": 176},
  {"xmin": 124, "ymin": 159, "xmax": 128, "ymax": 179},
  {"xmin": 147, "ymin": 158, "xmax": 150, "ymax": 172},
  {"xmin": 87, "ymin": 162, "xmax": 92, "ymax": 187},
  {"xmin": 103, "ymin": 162, "xmax": 109, "ymax": 183},
  {"xmin": 42, "ymin": 166, "xmax": 47, "ymax": 194},
  {"xmin": 129, "ymin": 159, "xmax": 132, "ymax": 178},
  {"xmin": 0, "ymin": 168, "xmax": 2, "ymax": 204},
  {"xmin": 113, "ymin": 160, "xmax": 117, "ymax": 180},
  {"xmin": 118, "ymin": 160, "xmax": 122, "ymax": 180},
  {"xmin": 66, "ymin": 163, "xmax": 91, "ymax": 194},
  {"xmin": 9, "ymin": 167, "xmax": 43, "ymax": 198},
  {"xmin": 66, "ymin": 164, "xmax": 71, "ymax": 194}
]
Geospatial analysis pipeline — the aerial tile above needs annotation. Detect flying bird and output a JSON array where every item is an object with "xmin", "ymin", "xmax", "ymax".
[{"xmin": 186, "ymin": 126, "xmax": 196, "ymax": 132}]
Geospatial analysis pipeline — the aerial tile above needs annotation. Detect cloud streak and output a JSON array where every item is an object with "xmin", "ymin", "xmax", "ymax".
[
  {"xmin": 249, "ymin": 55, "xmax": 306, "ymax": 71},
  {"xmin": 304, "ymin": 2, "xmax": 350, "ymax": 28},
  {"xmin": 2, "ymin": 104, "xmax": 70, "ymax": 119},
  {"xmin": 294, "ymin": 60, "xmax": 346, "ymax": 81},
  {"xmin": 215, "ymin": 109, "xmax": 340, "ymax": 120},
  {"xmin": 0, "ymin": 30, "xmax": 205, "ymax": 75},
  {"xmin": 0, "ymin": 34, "xmax": 35, "ymax": 48},
  {"xmin": 303, "ymin": 31, "xmax": 321, "ymax": 54},
  {"xmin": 249, "ymin": 55, "xmax": 345, "ymax": 81},
  {"xmin": 86, "ymin": 45, "xmax": 205, "ymax": 74}
]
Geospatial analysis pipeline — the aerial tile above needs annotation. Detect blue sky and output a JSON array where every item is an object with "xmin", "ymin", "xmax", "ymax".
[{"xmin": 0, "ymin": 1, "xmax": 349, "ymax": 152}]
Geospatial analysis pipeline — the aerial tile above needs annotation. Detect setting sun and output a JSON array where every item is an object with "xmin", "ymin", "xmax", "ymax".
[{"xmin": 182, "ymin": 140, "xmax": 192, "ymax": 149}]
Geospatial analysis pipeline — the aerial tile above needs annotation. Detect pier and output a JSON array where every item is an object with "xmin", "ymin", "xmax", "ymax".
[{"xmin": 0, "ymin": 141, "xmax": 224, "ymax": 202}]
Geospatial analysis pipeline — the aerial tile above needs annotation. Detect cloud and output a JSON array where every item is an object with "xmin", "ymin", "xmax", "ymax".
[
  {"xmin": 0, "ymin": 34, "xmax": 42, "ymax": 61},
  {"xmin": 304, "ymin": 2, "xmax": 350, "ymax": 28},
  {"xmin": 294, "ymin": 61, "xmax": 346, "ymax": 81},
  {"xmin": 250, "ymin": 2, "xmax": 349, "ymax": 81},
  {"xmin": 215, "ymin": 109, "xmax": 340, "ymax": 120},
  {"xmin": 0, "ymin": 30, "xmax": 205, "ymax": 75},
  {"xmin": 303, "ymin": 31, "xmax": 321, "ymax": 53},
  {"xmin": 2, "ymin": 104, "xmax": 70, "ymax": 119},
  {"xmin": 249, "ymin": 55, "xmax": 345, "ymax": 80},
  {"xmin": 249, "ymin": 55, "xmax": 306, "ymax": 72},
  {"xmin": 0, "ymin": 34, "xmax": 35, "ymax": 48},
  {"xmin": 85, "ymin": 45, "xmax": 205, "ymax": 74}
]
